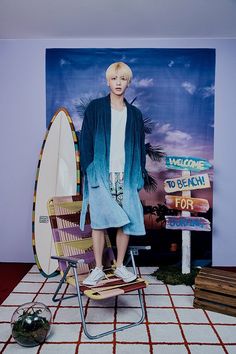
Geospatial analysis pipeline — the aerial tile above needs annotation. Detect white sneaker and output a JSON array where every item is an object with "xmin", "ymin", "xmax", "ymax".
[
  {"xmin": 114, "ymin": 265, "xmax": 137, "ymax": 283},
  {"xmin": 82, "ymin": 267, "xmax": 106, "ymax": 286}
]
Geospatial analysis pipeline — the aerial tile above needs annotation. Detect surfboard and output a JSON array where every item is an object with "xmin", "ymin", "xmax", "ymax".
[{"xmin": 32, "ymin": 108, "xmax": 80, "ymax": 277}]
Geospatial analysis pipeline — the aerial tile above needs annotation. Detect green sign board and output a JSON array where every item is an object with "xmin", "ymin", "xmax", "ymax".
[{"xmin": 166, "ymin": 156, "xmax": 212, "ymax": 172}]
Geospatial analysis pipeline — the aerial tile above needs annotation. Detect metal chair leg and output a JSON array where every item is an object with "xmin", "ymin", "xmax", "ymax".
[
  {"xmin": 52, "ymin": 263, "xmax": 79, "ymax": 303},
  {"xmin": 72, "ymin": 265, "xmax": 145, "ymax": 340},
  {"xmin": 130, "ymin": 249, "xmax": 138, "ymax": 277}
]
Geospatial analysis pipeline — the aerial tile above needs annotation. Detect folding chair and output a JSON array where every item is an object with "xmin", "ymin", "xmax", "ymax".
[{"xmin": 47, "ymin": 195, "xmax": 147, "ymax": 340}]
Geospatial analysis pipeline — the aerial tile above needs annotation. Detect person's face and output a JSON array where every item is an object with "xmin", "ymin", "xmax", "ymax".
[{"xmin": 107, "ymin": 71, "xmax": 129, "ymax": 96}]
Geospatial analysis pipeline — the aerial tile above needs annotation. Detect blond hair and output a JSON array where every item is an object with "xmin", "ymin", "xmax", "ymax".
[{"xmin": 105, "ymin": 62, "xmax": 133, "ymax": 83}]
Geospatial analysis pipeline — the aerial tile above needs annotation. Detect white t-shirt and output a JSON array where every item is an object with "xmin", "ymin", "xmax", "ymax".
[{"xmin": 109, "ymin": 107, "xmax": 127, "ymax": 172}]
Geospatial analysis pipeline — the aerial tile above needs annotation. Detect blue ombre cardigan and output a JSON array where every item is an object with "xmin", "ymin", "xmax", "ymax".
[{"xmin": 79, "ymin": 94, "xmax": 147, "ymax": 235}]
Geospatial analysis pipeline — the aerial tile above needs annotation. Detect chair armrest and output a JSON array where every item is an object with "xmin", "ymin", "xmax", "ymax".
[
  {"xmin": 51, "ymin": 255, "xmax": 85, "ymax": 265},
  {"xmin": 128, "ymin": 245, "xmax": 151, "ymax": 251}
]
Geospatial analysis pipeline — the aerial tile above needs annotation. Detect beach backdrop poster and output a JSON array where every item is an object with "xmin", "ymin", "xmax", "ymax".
[{"xmin": 46, "ymin": 48, "xmax": 215, "ymax": 254}]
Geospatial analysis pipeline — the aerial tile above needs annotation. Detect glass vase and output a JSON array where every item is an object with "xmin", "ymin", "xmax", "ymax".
[{"xmin": 11, "ymin": 302, "xmax": 52, "ymax": 347}]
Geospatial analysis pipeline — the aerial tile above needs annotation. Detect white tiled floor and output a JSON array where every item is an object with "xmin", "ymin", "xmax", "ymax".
[
  {"xmin": 149, "ymin": 323, "xmax": 184, "ymax": 343},
  {"xmin": 145, "ymin": 294, "xmax": 172, "ymax": 307},
  {"xmin": 147, "ymin": 308, "xmax": 178, "ymax": 323},
  {"xmin": 144, "ymin": 284, "xmax": 168, "ymax": 295},
  {"xmin": 3, "ymin": 343, "xmax": 40, "ymax": 354},
  {"xmin": 182, "ymin": 324, "xmax": 220, "ymax": 343},
  {"xmin": 40, "ymin": 344, "xmax": 78, "ymax": 354},
  {"xmin": 46, "ymin": 323, "xmax": 81, "ymax": 342},
  {"xmin": 2, "ymin": 293, "xmax": 35, "ymax": 306},
  {"xmin": 116, "ymin": 323, "xmax": 149, "ymax": 342},
  {"xmin": 54, "ymin": 307, "xmax": 82, "ymax": 323},
  {"xmin": 176, "ymin": 308, "xmax": 209, "ymax": 323},
  {"xmin": 116, "ymin": 344, "xmax": 151, "ymax": 354},
  {"xmin": 188, "ymin": 345, "xmax": 225, "ymax": 354},
  {"xmin": 116, "ymin": 306, "xmax": 143, "ymax": 322},
  {"xmin": 80, "ymin": 324, "xmax": 114, "ymax": 342},
  {"xmin": 78, "ymin": 343, "xmax": 113, "ymax": 354},
  {"xmin": 171, "ymin": 295, "xmax": 195, "ymax": 307},
  {"xmin": 226, "ymin": 345, "xmax": 236, "ymax": 354},
  {"xmin": 0, "ymin": 266, "xmax": 236, "ymax": 354},
  {"xmin": 214, "ymin": 325, "xmax": 236, "ymax": 343},
  {"xmin": 117, "ymin": 294, "xmax": 143, "ymax": 307}
]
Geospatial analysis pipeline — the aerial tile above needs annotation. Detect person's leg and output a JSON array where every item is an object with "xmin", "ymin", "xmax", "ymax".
[
  {"xmin": 116, "ymin": 227, "xmax": 130, "ymax": 267},
  {"xmin": 82, "ymin": 229, "xmax": 106, "ymax": 285},
  {"xmin": 92, "ymin": 229, "xmax": 105, "ymax": 268},
  {"xmin": 109, "ymin": 172, "xmax": 136, "ymax": 281},
  {"xmin": 115, "ymin": 228, "xmax": 137, "ymax": 282}
]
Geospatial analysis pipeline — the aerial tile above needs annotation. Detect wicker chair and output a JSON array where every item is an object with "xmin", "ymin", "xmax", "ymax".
[{"xmin": 47, "ymin": 195, "xmax": 147, "ymax": 339}]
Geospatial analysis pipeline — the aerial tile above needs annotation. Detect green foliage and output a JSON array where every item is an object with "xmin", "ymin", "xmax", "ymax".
[
  {"xmin": 151, "ymin": 265, "xmax": 200, "ymax": 286},
  {"xmin": 143, "ymin": 173, "xmax": 158, "ymax": 192},
  {"xmin": 145, "ymin": 143, "xmax": 166, "ymax": 161},
  {"xmin": 143, "ymin": 117, "xmax": 154, "ymax": 134}
]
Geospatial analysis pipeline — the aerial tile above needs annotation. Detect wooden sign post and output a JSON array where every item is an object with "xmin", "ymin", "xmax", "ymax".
[
  {"xmin": 166, "ymin": 156, "xmax": 212, "ymax": 172},
  {"xmin": 164, "ymin": 156, "xmax": 212, "ymax": 274},
  {"xmin": 165, "ymin": 195, "xmax": 209, "ymax": 213},
  {"xmin": 165, "ymin": 216, "xmax": 211, "ymax": 231},
  {"xmin": 182, "ymin": 170, "xmax": 191, "ymax": 274},
  {"xmin": 164, "ymin": 173, "xmax": 210, "ymax": 193}
]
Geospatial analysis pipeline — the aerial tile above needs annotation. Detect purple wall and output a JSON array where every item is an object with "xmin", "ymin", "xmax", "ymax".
[{"xmin": 0, "ymin": 39, "xmax": 235, "ymax": 265}]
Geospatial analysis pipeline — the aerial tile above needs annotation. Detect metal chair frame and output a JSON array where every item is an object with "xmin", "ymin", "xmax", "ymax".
[{"xmin": 51, "ymin": 251, "xmax": 145, "ymax": 340}]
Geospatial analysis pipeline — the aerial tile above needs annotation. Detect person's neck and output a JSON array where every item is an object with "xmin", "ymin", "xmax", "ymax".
[{"xmin": 110, "ymin": 93, "xmax": 126, "ymax": 111}]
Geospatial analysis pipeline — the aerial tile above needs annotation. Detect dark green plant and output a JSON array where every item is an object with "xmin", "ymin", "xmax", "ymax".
[{"xmin": 151, "ymin": 265, "xmax": 200, "ymax": 286}]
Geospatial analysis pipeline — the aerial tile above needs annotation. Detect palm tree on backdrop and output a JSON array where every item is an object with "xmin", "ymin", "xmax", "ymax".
[
  {"xmin": 75, "ymin": 96, "xmax": 165, "ymax": 192},
  {"xmin": 143, "ymin": 204, "xmax": 178, "ymax": 228}
]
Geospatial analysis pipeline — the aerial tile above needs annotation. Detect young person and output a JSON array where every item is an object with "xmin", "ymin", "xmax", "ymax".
[{"xmin": 79, "ymin": 62, "xmax": 147, "ymax": 286}]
